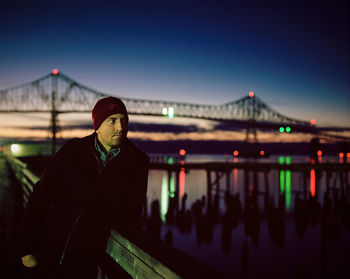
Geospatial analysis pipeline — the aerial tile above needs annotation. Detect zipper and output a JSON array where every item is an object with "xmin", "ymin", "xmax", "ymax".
[{"xmin": 59, "ymin": 209, "xmax": 83, "ymax": 265}]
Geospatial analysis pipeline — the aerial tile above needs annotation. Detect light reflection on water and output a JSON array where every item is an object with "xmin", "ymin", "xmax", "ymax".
[{"xmin": 145, "ymin": 155, "xmax": 350, "ymax": 279}]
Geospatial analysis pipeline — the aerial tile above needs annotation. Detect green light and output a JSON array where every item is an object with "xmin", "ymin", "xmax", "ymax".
[
  {"xmin": 286, "ymin": 126, "xmax": 291, "ymax": 133},
  {"xmin": 285, "ymin": 156, "xmax": 291, "ymax": 165},
  {"xmin": 279, "ymin": 156, "xmax": 285, "ymax": 165},
  {"xmin": 280, "ymin": 170, "xmax": 285, "ymax": 195},
  {"xmin": 279, "ymin": 127, "xmax": 284, "ymax": 133},
  {"xmin": 167, "ymin": 157, "xmax": 174, "ymax": 165},
  {"xmin": 285, "ymin": 170, "xmax": 291, "ymax": 211},
  {"xmin": 168, "ymin": 107, "xmax": 174, "ymax": 119},
  {"xmin": 169, "ymin": 173, "xmax": 175, "ymax": 198},
  {"xmin": 161, "ymin": 175, "xmax": 169, "ymax": 222}
]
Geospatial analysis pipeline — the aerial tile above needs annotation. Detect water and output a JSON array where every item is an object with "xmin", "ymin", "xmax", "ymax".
[{"xmin": 145, "ymin": 154, "xmax": 350, "ymax": 279}]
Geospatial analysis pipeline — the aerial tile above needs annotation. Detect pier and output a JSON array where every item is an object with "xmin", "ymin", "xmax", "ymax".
[{"xmin": 150, "ymin": 161, "xmax": 350, "ymax": 172}]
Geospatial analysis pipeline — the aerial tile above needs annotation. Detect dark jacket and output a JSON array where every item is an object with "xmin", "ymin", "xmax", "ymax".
[{"xmin": 19, "ymin": 133, "xmax": 149, "ymax": 265}]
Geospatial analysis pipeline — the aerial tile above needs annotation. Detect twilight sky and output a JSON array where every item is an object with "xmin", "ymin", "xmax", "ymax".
[{"xmin": 0, "ymin": 0, "xmax": 349, "ymax": 144}]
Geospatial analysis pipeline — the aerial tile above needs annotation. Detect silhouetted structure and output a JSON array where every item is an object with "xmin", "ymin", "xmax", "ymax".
[{"xmin": 2, "ymin": 71, "xmax": 348, "ymax": 156}]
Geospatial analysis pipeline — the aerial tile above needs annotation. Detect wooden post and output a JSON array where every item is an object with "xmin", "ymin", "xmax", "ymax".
[{"xmin": 206, "ymin": 170, "xmax": 212, "ymax": 209}]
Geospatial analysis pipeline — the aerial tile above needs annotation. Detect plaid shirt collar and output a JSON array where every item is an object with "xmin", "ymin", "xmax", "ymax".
[{"xmin": 94, "ymin": 134, "xmax": 121, "ymax": 168}]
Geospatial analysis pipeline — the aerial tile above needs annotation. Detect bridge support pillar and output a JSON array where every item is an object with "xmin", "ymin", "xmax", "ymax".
[{"xmin": 51, "ymin": 74, "xmax": 58, "ymax": 155}]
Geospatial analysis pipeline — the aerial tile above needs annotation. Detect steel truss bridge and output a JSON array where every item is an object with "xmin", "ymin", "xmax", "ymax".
[{"xmin": 0, "ymin": 71, "xmax": 348, "ymax": 153}]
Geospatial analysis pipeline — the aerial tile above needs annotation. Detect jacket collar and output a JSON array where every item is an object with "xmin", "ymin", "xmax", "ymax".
[{"xmin": 81, "ymin": 132, "xmax": 136, "ymax": 156}]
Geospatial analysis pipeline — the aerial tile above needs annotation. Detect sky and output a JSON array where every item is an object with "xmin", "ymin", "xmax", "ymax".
[{"xmin": 0, "ymin": 0, "xmax": 349, "ymax": 145}]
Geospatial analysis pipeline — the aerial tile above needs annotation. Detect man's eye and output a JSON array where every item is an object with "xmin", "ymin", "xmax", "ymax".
[{"xmin": 108, "ymin": 119, "xmax": 115, "ymax": 124}]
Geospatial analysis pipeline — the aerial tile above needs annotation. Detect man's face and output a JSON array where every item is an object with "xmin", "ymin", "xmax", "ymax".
[{"xmin": 96, "ymin": 113, "xmax": 128, "ymax": 151}]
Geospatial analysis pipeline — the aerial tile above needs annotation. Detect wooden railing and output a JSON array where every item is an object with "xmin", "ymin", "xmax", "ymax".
[
  {"xmin": 6, "ymin": 155, "xmax": 225, "ymax": 279},
  {"xmin": 6, "ymin": 155, "xmax": 39, "ymax": 207},
  {"xmin": 105, "ymin": 231, "xmax": 181, "ymax": 279}
]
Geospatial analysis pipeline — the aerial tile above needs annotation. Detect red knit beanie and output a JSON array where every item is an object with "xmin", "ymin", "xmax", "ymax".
[{"xmin": 92, "ymin": 97, "xmax": 128, "ymax": 130}]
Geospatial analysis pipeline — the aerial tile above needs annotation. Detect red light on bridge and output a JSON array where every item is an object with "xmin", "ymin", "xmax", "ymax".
[
  {"xmin": 317, "ymin": 150, "xmax": 322, "ymax": 157},
  {"xmin": 310, "ymin": 119, "xmax": 316, "ymax": 125},
  {"xmin": 347, "ymin": 153, "xmax": 350, "ymax": 158},
  {"xmin": 259, "ymin": 150, "xmax": 265, "ymax": 156},
  {"xmin": 339, "ymin": 152, "xmax": 344, "ymax": 158},
  {"xmin": 179, "ymin": 149, "xmax": 186, "ymax": 156},
  {"xmin": 248, "ymin": 91, "xmax": 254, "ymax": 98},
  {"xmin": 52, "ymin": 69, "xmax": 59, "ymax": 75},
  {"xmin": 233, "ymin": 150, "xmax": 239, "ymax": 156}
]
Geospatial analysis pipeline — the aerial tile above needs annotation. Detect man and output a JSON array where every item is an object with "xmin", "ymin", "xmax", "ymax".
[{"xmin": 19, "ymin": 97, "xmax": 149, "ymax": 279}]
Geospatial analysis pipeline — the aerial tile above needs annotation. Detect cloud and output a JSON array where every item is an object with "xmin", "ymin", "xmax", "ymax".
[
  {"xmin": 6, "ymin": 121, "xmax": 206, "ymax": 133},
  {"xmin": 128, "ymin": 123, "xmax": 205, "ymax": 133}
]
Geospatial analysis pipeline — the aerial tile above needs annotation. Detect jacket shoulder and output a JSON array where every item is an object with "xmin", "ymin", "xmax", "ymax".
[
  {"xmin": 133, "ymin": 147, "xmax": 150, "ymax": 164},
  {"xmin": 58, "ymin": 134, "xmax": 94, "ymax": 152}
]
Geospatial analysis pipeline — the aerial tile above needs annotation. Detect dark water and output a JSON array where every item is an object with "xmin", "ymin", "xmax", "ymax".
[{"xmin": 145, "ymin": 155, "xmax": 350, "ymax": 279}]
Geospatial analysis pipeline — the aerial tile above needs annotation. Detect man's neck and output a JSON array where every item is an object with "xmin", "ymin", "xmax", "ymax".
[{"xmin": 97, "ymin": 134, "xmax": 113, "ymax": 153}]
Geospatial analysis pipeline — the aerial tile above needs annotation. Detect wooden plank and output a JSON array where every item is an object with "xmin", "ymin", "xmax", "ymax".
[
  {"xmin": 107, "ymin": 232, "xmax": 181, "ymax": 279},
  {"xmin": 111, "ymin": 232, "xmax": 173, "ymax": 275},
  {"xmin": 6, "ymin": 155, "xmax": 37, "ymax": 195},
  {"xmin": 22, "ymin": 168, "xmax": 40, "ymax": 184},
  {"xmin": 107, "ymin": 230, "xmax": 226, "ymax": 279}
]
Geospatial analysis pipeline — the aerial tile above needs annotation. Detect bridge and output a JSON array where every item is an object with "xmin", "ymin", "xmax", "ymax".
[{"xmin": 0, "ymin": 70, "xmax": 348, "ymax": 153}]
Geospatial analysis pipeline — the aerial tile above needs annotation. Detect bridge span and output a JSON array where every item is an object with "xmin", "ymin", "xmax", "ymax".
[
  {"xmin": 0, "ymin": 70, "xmax": 315, "ymax": 128},
  {"xmin": 0, "ymin": 70, "xmax": 349, "ymax": 154}
]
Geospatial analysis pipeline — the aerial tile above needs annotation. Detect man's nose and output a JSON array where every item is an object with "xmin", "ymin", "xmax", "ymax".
[{"xmin": 114, "ymin": 120, "xmax": 123, "ymax": 131}]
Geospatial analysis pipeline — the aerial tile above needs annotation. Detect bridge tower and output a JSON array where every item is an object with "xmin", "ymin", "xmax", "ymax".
[
  {"xmin": 245, "ymin": 121, "xmax": 258, "ymax": 148},
  {"xmin": 243, "ymin": 92, "xmax": 259, "ymax": 155},
  {"xmin": 50, "ymin": 69, "xmax": 59, "ymax": 154}
]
